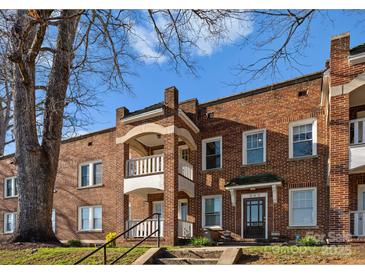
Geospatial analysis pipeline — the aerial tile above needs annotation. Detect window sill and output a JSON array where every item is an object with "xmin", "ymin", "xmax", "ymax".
[
  {"xmin": 3, "ymin": 231, "xmax": 13, "ymax": 234},
  {"xmin": 4, "ymin": 196, "xmax": 18, "ymax": 200},
  {"xmin": 202, "ymin": 167, "xmax": 223, "ymax": 173},
  {"xmin": 288, "ymin": 155, "xmax": 318, "ymax": 161},
  {"xmin": 202, "ymin": 226, "xmax": 222, "ymax": 230},
  {"xmin": 242, "ymin": 162, "xmax": 266, "ymax": 168},
  {"xmin": 77, "ymin": 184, "xmax": 104, "ymax": 190},
  {"xmin": 287, "ymin": 225, "xmax": 319, "ymax": 229},
  {"xmin": 78, "ymin": 229, "xmax": 103, "ymax": 233}
]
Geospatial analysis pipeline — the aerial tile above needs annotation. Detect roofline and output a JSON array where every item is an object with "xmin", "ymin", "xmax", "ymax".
[
  {"xmin": 0, "ymin": 127, "xmax": 116, "ymax": 161},
  {"xmin": 199, "ymin": 70, "xmax": 324, "ymax": 108}
]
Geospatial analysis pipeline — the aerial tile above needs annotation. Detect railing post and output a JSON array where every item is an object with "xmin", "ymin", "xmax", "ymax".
[
  {"xmin": 157, "ymin": 213, "xmax": 161, "ymax": 247},
  {"xmin": 103, "ymin": 245, "xmax": 107, "ymax": 265}
]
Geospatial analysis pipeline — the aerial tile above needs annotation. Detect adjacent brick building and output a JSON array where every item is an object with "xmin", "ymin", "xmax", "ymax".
[{"xmin": 1, "ymin": 33, "xmax": 365, "ymax": 245}]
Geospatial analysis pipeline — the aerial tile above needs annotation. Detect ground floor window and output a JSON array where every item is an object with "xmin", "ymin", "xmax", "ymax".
[
  {"xmin": 78, "ymin": 206, "xmax": 102, "ymax": 231},
  {"xmin": 289, "ymin": 187, "xmax": 317, "ymax": 227},
  {"xmin": 4, "ymin": 212, "xmax": 16, "ymax": 233},
  {"xmin": 202, "ymin": 195, "xmax": 222, "ymax": 228},
  {"xmin": 52, "ymin": 209, "xmax": 56, "ymax": 233}
]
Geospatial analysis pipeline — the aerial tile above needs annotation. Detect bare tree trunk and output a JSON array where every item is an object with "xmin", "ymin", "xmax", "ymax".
[{"xmin": 11, "ymin": 10, "xmax": 80, "ymax": 243}]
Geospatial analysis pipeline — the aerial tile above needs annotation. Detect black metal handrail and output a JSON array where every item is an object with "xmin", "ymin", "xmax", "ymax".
[{"xmin": 74, "ymin": 213, "xmax": 161, "ymax": 265}]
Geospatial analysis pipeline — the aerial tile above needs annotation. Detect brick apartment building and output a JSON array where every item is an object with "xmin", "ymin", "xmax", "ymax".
[{"xmin": 1, "ymin": 32, "xmax": 365, "ymax": 246}]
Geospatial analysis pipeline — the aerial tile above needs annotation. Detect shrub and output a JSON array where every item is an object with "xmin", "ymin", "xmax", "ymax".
[
  {"xmin": 106, "ymin": 232, "xmax": 117, "ymax": 248},
  {"xmin": 68, "ymin": 239, "xmax": 82, "ymax": 247},
  {"xmin": 298, "ymin": 235, "xmax": 321, "ymax": 246},
  {"xmin": 190, "ymin": 236, "xmax": 212, "ymax": 247}
]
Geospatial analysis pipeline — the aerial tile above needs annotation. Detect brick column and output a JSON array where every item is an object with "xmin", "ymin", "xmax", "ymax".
[
  {"xmin": 163, "ymin": 133, "xmax": 179, "ymax": 245},
  {"xmin": 328, "ymin": 33, "xmax": 351, "ymax": 242},
  {"xmin": 115, "ymin": 142, "xmax": 129, "ymax": 239},
  {"xmin": 329, "ymin": 94, "xmax": 350, "ymax": 242}
]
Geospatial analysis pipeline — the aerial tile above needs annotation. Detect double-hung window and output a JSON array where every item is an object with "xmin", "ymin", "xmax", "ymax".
[
  {"xmin": 4, "ymin": 212, "xmax": 16, "ymax": 233},
  {"xmin": 289, "ymin": 188, "xmax": 317, "ymax": 227},
  {"xmin": 202, "ymin": 195, "xmax": 222, "ymax": 228},
  {"xmin": 79, "ymin": 161, "xmax": 103, "ymax": 187},
  {"xmin": 289, "ymin": 118, "xmax": 317, "ymax": 158},
  {"xmin": 202, "ymin": 137, "xmax": 222, "ymax": 170},
  {"xmin": 4, "ymin": 177, "xmax": 18, "ymax": 198},
  {"xmin": 243, "ymin": 129, "xmax": 266, "ymax": 165},
  {"xmin": 79, "ymin": 206, "xmax": 102, "ymax": 231}
]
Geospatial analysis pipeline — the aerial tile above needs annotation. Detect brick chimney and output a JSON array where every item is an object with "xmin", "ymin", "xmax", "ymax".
[
  {"xmin": 164, "ymin": 86, "xmax": 179, "ymax": 115},
  {"xmin": 329, "ymin": 32, "xmax": 351, "ymax": 86},
  {"xmin": 116, "ymin": 106, "xmax": 129, "ymax": 122}
]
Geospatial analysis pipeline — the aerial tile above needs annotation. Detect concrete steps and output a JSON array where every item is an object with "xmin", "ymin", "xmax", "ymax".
[
  {"xmin": 158, "ymin": 258, "xmax": 219, "ymax": 265},
  {"xmin": 155, "ymin": 248, "xmax": 223, "ymax": 265}
]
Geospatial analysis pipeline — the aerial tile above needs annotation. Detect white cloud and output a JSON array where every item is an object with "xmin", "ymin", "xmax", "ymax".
[{"xmin": 129, "ymin": 11, "xmax": 253, "ymax": 64}]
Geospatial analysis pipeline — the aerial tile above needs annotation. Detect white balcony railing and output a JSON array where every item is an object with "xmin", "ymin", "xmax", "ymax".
[
  {"xmin": 178, "ymin": 158, "xmax": 193, "ymax": 181},
  {"xmin": 126, "ymin": 219, "xmax": 164, "ymax": 238},
  {"xmin": 350, "ymin": 118, "xmax": 365, "ymax": 145},
  {"xmin": 178, "ymin": 220, "xmax": 193, "ymax": 239},
  {"xmin": 126, "ymin": 154, "xmax": 194, "ymax": 180},
  {"xmin": 350, "ymin": 211, "xmax": 365, "ymax": 236},
  {"xmin": 126, "ymin": 154, "xmax": 164, "ymax": 177}
]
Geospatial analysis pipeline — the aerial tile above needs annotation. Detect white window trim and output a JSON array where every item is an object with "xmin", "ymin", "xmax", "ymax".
[
  {"xmin": 4, "ymin": 212, "xmax": 16, "ymax": 234},
  {"xmin": 202, "ymin": 195, "xmax": 222, "ymax": 229},
  {"xmin": 78, "ymin": 205, "xmax": 102, "ymax": 232},
  {"xmin": 52, "ymin": 209, "xmax": 56, "ymax": 233},
  {"xmin": 202, "ymin": 136, "xmax": 222, "ymax": 170},
  {"xmin": 242, "ymin": 129, "xmax": 267, "ymax": 165},
  {"xmin": 289, "ymin": 118, "xmax": 317, "ymax": 159},
  {"xmin": 78, "ymin": 160, "xmax": 103, "ymax": 188},
  {"xmin": 4, "ymin": 176, "xmax": 18, "ymax": 198},
  {"xmin": 289, "ymin": 187, "xmax": 317, "ymax": 227}
]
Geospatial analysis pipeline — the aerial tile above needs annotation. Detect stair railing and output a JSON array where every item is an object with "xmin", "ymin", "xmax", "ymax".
[{"xmin": 74, "ymin": 213, "xmax": 161, "ymax": 265}]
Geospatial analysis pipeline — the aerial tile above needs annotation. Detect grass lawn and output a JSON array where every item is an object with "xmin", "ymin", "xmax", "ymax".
[
  {"xmin": 0, "ymin": 246, "xmax": 149, "ymax": 265},
  {"xmin": 238, "ymin": 245, "xmax": 365, "ymax": 264}
]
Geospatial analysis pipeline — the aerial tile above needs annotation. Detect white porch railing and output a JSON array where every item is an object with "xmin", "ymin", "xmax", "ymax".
[
  {"xmin": 350, "ymin": 211, "xmax": 365, "ymax": 236},
  {"xmin": 350, "ymin": 118, "xmax": 365, "ymax": 145},
  {"xmin": 126, "ymin": 154, "xmax": 164, "ymax": 177},
  {"xmin": 126, "ymin": 219, "xmax": 164, "ymax": 238},
  {"xmin": 179, "ymin": 158, "xmax": 193, "ymax": 180},
  {"xmin": 178, "ymin": 220, "xmax": 193, "ymax": 239}
]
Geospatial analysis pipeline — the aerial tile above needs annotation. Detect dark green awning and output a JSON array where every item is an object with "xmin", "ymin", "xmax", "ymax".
[{"xmin": 225, "ymin": 173, "xmax": 282, "ymax": 188}]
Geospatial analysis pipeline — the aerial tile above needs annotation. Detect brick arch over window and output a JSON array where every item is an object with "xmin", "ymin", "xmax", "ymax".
[{"xmin": 116, "ymin": 122, "xmax": 197, "ymax": 150}]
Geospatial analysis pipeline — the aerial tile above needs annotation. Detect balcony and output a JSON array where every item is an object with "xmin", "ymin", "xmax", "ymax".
[
  {"xmin": 349, "ymin": 118, "xmax": 365, "ymax": 171},
  {"xmin": 124, "ymin": 154, "xmax": 195, "ymax": 197},
  {"xmin": 350, "ymin": 211, "xmax": 365, "ymax": 237}
]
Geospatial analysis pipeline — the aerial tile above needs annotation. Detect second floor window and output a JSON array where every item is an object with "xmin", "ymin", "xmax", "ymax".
[
  {"xmin": 243, "ymin": 129, "xmax": 266, "ymax": 165},
  {"xmin": 79, "ymin": 161, "xmax": 103, "ymax": 188},
  {"xmin": 202, "ymin": 137, "xmax": 222, "ymax": 170},
  {"xmin": 289, "ymin": 118, "xmax": 317, "ymax": 158},
  {"xmin": 4, "ymin": 177, "xmax": 18, "ymax": 198}
]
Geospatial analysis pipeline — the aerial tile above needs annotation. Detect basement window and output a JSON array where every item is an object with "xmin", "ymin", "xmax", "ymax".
[
  {"xmin": 4, "ymin": 212, "xmax": 16, "ymax": 234},
  {"xmin": 79, "ymin": 161, "xmax": 103, "ymax": 188}
]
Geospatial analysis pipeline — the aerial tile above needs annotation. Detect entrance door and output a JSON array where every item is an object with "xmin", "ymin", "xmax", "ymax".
[
  {"xmin": 152, "ymin": 201, "xmax": 164, "ymax": 219},
  {"xmin": 243, "ymin": 197, "xmax": 266, "ymax": 239},
  {"xmin": 358, "ymin": 185, "xmax": 365, "ymax": 211}
]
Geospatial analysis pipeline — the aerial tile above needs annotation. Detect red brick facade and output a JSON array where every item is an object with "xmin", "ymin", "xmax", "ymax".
[{"xmin": 1, "ymin": 33, "xmax": 365, "ymax": 245}]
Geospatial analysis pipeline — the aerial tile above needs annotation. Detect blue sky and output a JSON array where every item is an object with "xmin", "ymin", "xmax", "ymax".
[
  {"xmin": 87, "ymin": 10, "xmax": 365, "ymax": 131},
  {"xmin": 4, "ymin": 10, "xmax": 365, "ymax": 154}
]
